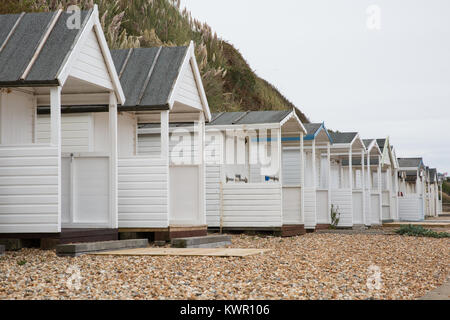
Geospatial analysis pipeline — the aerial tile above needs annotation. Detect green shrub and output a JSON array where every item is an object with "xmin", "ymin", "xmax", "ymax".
[
  {"xmin": 395, "ymin": 225, "xmax": 450, "ymax": 238},
  {"xmin": 17, "ymin": 260, "xmax": 27, "ymax": 266}
]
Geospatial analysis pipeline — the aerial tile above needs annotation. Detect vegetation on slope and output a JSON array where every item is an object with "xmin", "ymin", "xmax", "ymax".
[{"xmin": 0, "ymin": 0, "xmax": 308, "ymax": 121}]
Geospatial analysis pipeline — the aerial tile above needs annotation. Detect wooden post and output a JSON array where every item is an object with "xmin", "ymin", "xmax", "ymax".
[
  {"xmin": 327, "ymin": 142, "xmax": 331, "ymax": 224},
  {"xmin": 311, "ymin": 139, "xmax": 316, "ymax": 227},
  {"xmin": 312, "ymin": 139, "xmax": 316, "ymax": 189},
  {"xmin": 367, "ymin": 152, "xmax": 372, "ymax": 224},
  {"xmin": 109, "ymin": 92, "xmax": 118, "ymax": 229},
  {"xmin": 377, "ymin": 155, "xmax": 382, "ymax": 223},
  {"xmin": 198, "ymin": 112, "xmax": 206, "ymax": 225},
  {"xmin": 50, "ymin": 86, "xmax": 62, "ymax": 232},
  {"xmin": 300, "ymin": 132, "xmax": 305, "ymax": 225},
  {"xmin": 349, "ymin": 147, "xmax": 353, "ymax": 190},
  {"xmin": 161, "ymin": 110, "xmax": 169, "ymax": 227},
  {"xmin": 278, "ymin": 128, "xmax": 283, "ymax": 223},
  {"xmin": 361, "ymin": 149, "xmax": 365, "ymax": 225},
  {"xmin": 161, "ymin": 111, "xmax": 169, "ymax": 161},
  {"xmin": 416, "ymin": 170, "xmax": 420, "ymax": 196},
  {"xmin": 394, "ymin": 168, "xmax": 399, "ymax": 220}
]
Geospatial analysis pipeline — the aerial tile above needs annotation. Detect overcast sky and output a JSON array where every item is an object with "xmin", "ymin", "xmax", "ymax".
[{"xmin": 181, "ymin": 0, "xmax": 450, "ymax": 174}]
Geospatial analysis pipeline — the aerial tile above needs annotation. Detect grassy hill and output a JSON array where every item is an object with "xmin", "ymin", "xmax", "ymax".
[{"xmin": 0, "ymin": 0, "xmax": 308, "ymax": 122}]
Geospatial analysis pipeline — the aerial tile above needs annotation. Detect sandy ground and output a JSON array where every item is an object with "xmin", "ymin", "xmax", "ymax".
[{"xmin": 0, "ymin": 233, "xmax": 448, "ymax": 300}]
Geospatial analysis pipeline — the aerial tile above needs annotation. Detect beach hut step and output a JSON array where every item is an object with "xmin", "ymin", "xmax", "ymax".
[
  {"xmin": 171, "ymin": 235, "xmax": 232, "ymax": 248},
  {"xmin": 56, "ymin": 239, "xmax": 148, "ymax": 257}
]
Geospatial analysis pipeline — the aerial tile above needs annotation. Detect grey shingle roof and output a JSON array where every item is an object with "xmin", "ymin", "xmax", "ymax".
[
  {"xmin": 429, "ymin": 168, "xmax": 437, "ymax": 183},
  {"xmin": 398, "ymin": 158, "xmax": 423, "ymax": 168},
  {"xmin": 363, "ymin": 139, "xmax": 374, "ymax": 148},
  {"xmin": 376, "ymin": 139, "xmax": 386, "ymax": 150},
  {"xmin": 111, "ymin": 46, "xmax": 188, "ymax": 110},
  {"xmin": 329, "ymin": 132, "xmax": 358, "ymax": 144},
  {"xmin": 304, "ymin": 123, "xmax": 322, "ymax": 136},
  {"xmin": 208, "ymin": 110, "xmax": 292, "ymax": 126},
  {"xmin": 0, "ymin": 10, "xmax": 92, "ymax": 86}
]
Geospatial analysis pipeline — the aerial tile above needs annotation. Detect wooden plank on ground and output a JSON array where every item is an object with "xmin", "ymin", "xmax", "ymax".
[{"xmin": 90, "ymin": 248, "xmax": 268, "ymax": 257}]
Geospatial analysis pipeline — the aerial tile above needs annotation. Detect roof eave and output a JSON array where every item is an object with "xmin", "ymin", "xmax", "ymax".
[{"xmin": 118, "ymin": 104, "xmax": 170, "ymax": 112}]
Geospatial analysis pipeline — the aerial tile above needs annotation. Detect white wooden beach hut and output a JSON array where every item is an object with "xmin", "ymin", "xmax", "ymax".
[
  {"xmin": 328, "ymin": 132, "xmax": 367, "ymax": 227},
  {"xmin": 397, "ymin": 158, "xmax": 425, "ymax": 221},
  {"xmin": 205, "ymin": 110, "xmax": 307, "ymax": 236},
  {"xmin": 375, "ymin": 138, "xmax": 399, "ymax": 222},
  {"xmin": 361, "ymin": 139, "xmax": 383, "ymax": 226},
  {"xmin": 37, "ymin": 43, "xmax": 210, "ymax": 240},
  {"xmin": 0, "ymin": 6, "xmax": 125, "ymax": 243},
  {"xmin": 111, "ymin": 43, "xmax": 212, "ymax": 240},
  {"xmin": 424, "ymin": 166, "xmax": 432, "ymax": 217},
  {"xmin": 428, "ymin": 168, "xmax": 438, "ymax": 217},
  {"xmin": 436, "ymin": 173, "xmax": 444, "ymax": 215},
  {"xmin": 302, "ymin": 123, "xmax": 333, "ymax": 230}
]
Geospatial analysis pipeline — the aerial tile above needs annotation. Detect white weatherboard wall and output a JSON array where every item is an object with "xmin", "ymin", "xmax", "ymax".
[
  {"xmin": 364, "ymin": 191, "xmax": 371, "ymax": 225},
  {"xmin": 382, "ymin": 191, "xmax": 390, "ymax": 220},
  {"xmin": 399, "ymin": 196, "xmax": 424, "ymax": 221},
  {"xmin": 352, "ymin": 191, "xmax": 364, "ymax": 225},
  {"xmin": 174, "ymin": 61, "xmax": 203, "ymax": 111},
  {"xmin": 281, "ymin": 148, "xmax": 302, "ymax": 225},
  {"xmin": 205, "ymin": 164, "xmax": 221, "ymax": 227},
  {"xmin": 38, "ymin": 112, "xmax": 131, "ymax": 155},
  {"xmin": 282, "ymin": 148, "xmax": 301, "ymax": 185},
  {"xmin": 0, "ymin": 146, "xmax": 59, "ymax": 233},
  {"xmin": 371, "ymin": 193, "xmax": 381, "ymax": 225},
  {"xmin": 222, "ymin": 184, "xmax": 282, "ymax": 227},
  {"xmin": 36, "ymin": 114, "xmax": 92, "ymax": 152},
  {"xmin": 69, "ymin": 28, "xmax": 113, "ymax": 90},
  {"xmin": 118, "ymin": 158, "xmax": 169, "ymax": 228},
  {"xmin": 1, "ymin": 92, "xmax": 34, "ymax": 144},
  {"xmin": 138, "ymin": 131, "xmax": 198, "ymax": 163},
  {"xmin": 282, "ymin": 187, "xmax": 302, "ymax": 224},
  {"xmin": 316, "ymin": 190, "xmax": 329, "ymax": 224},
  {"xmin": 304, "ymin": 188, "xmax": 316, "ymax": 228},
  {"xmin": 331, "ymin": 188, "xmax": 353, "ymax": 227}
]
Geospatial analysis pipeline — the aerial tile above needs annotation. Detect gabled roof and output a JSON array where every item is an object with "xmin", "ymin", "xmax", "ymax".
[
  {"xmin": 111, "ymin": 42, "xmax": 210, "ymax": 120},
  {"xmin": 304, "ymin": 123, "xmax": 322, "ymax": 136},
  {"xmin": 329, "ymin": 132, "xmax": 358, "ymax": 144},
  {"xmin": 429, "ymin": 168, "xmax": 437, "ymax": 183},
  {"xmin": 376, "ymin": 139, "xmax": 386, "ymax": 150},
  {"xmin": 303, "ymin": 123, "xmax": 333, "ymax": 143},
  {"xmin": 112, "ymin": 46, "xmax": 187, "ymax": 110},
  {"xmin": 363, "ymin": 139, "xmax": 374, "ymax": 148},
  {"xmin": 398, "ymin": 158, "xmax": 423, "ymax": 168},
  {"xmin": 0, "ymin": 10, "xmax": 91, "ymax": 86},
  {"xmin": 209, "ymin": 110, "xmax": 292, "ymax": 125},
  {"xmin": 0, "ymin": 6, "xmax": 125, "ymax": 103}
]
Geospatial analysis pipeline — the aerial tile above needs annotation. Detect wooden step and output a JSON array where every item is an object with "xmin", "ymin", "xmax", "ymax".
[
  {"xmin": 171, "ymin": 235, "xmax": 232, "ymax": 248},
  {"xmin": 56, "ymin": 239, "xmax": 149, "ymax": 257}
]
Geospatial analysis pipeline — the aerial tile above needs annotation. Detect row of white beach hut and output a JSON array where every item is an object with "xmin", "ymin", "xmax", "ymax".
[{"xmin": 0, "ymin": 7, "xmax": 444, "ymax": 243}]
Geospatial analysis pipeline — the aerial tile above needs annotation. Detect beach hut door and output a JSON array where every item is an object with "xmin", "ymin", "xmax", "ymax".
[{"xmin": 61, "ymin": 154, "xmax": 110, "ymax": 228}]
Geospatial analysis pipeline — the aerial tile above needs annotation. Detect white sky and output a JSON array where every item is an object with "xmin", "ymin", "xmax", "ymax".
[{"xmin": 181, "ymin": 0, "xmax": 450, "ymax": 174}]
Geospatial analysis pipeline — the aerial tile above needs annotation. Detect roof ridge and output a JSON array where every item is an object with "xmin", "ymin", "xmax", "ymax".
[
  {"xmin": 233, "ymin": 111, "xmax": 250, "ymax": 124},
  {"xmin": 137, "ymin": 46, "xmax": 163, "ymax": 106},
  {"xmin": 55, "ymin": 8, "xmax": 93, "ymax": 80},
  {"xmin": 0, "ymin": 12, "xmax": 25, "ymax": 54},
  {"xmin": 22, "ymin": 9, "xmax": 62, "ymax": 80},
  {"xmin": 118, "ymin": 48, "xmax": 133, "ymax": 79},
  {"xmin": 210, "ymin": 112, "xmax": 225, "ymax": 123}
]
